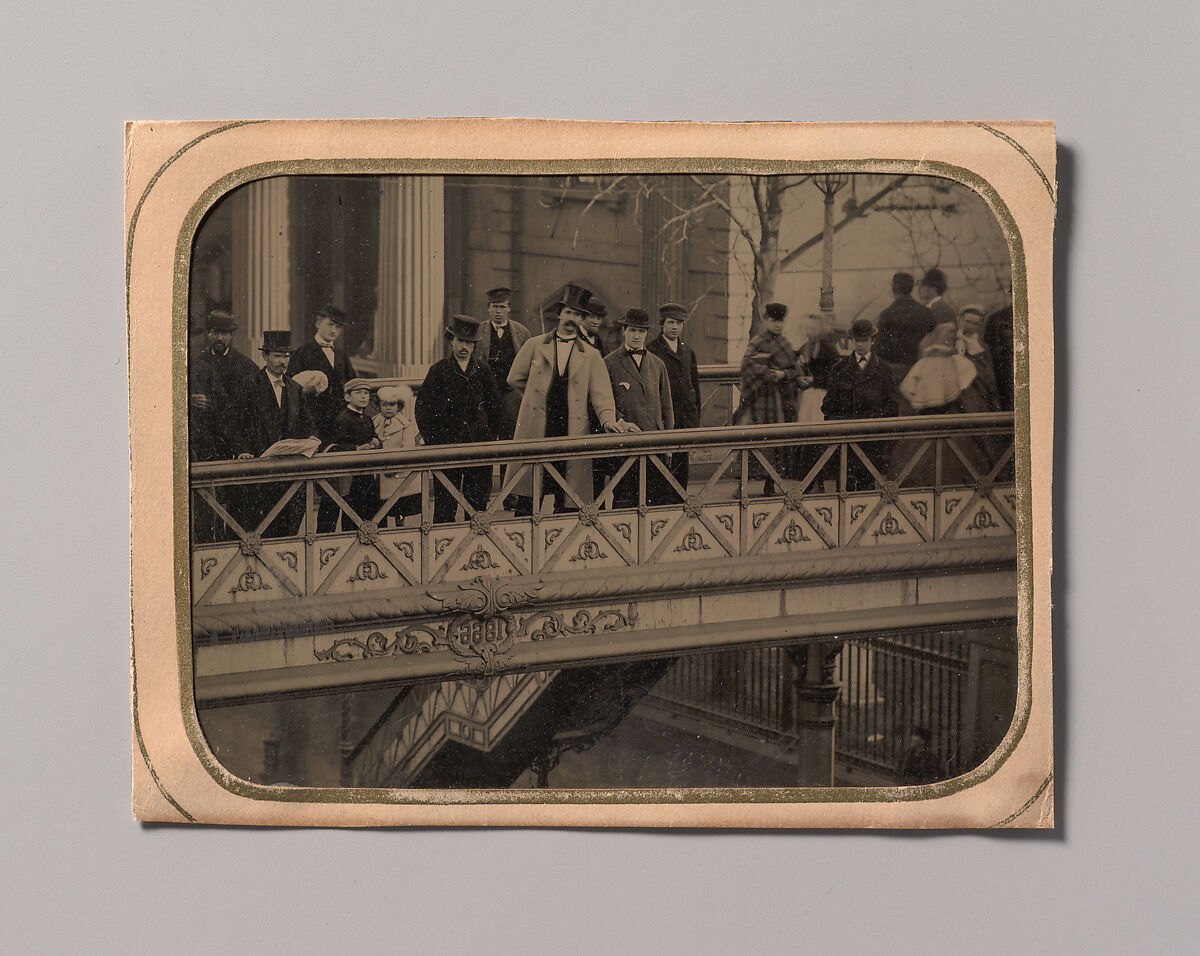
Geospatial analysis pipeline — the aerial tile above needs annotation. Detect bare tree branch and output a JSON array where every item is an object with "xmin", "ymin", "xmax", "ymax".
[
  {"xmin": 776, "ymin": 175, "xmax": 911, "ymax": 271},
  {"xmin": 570, "ymin": 175, "xmax": 632, "ymax": 248}
]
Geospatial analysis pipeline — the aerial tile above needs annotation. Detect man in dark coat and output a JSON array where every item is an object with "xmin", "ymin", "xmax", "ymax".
[
  {"xmin": 475, "ymin": 287, "xmax": 531, "ymax": 440},
  {"xmin": 288, "ymin": 303, "xmax": 358, "ymax": 443},
  {"xmin": 738, "ymin": 302, "xmax": 805, "ymax": 495},
  {"xmin": 604, "ymin": 309, "xmax": 675, "ymax": 507},
  {"xmin": 822, "ymin": 318, "xmax": 900, "ymax": 491},
  {"xmin": 875, "ymin": 272, "xmax": 937, "ymax": 382},
  {"xmin": 192, "ymin": 308, "xmax": 261, "ymax": 460},
  {"xmin": 648, "ymin": 301, "xmax": 701, "ymax": 494},
  {"xmin": 232, "ymin": 330, "xmax": 319, "ymax": 537},
  {"xmin": 917, "ymin": 268, "xmax": 958, "ymax": 327},
  {"xmin": 578, "ymin": 298, "xmax": 607, "ymax": 355},
  {"xmin": 415, "ymin": 315, "xmax": 504, "ymax": 523}
]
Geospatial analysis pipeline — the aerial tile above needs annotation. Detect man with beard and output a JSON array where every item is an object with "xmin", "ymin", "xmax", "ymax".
[
  {"xmin": 647, "ymin": 301, "xmax": 701, "ymax": 496},
  {"xmin": 474, "ymin": 287, "xmax": 531, "ymax": 440},
  {"xmin": 507, "ymin": 284, "xmax": 634, "ymax": 514},
  {"xmin": 415, "ymin": 315, "xmax": 504, "ymax": 524},
  {"xmin": 193, "ymin": 308, "xmax": 258, "ymax": 460},
  {"xmin": 288, "ymin": 303, "xmax": 357, "ymax": 443}
]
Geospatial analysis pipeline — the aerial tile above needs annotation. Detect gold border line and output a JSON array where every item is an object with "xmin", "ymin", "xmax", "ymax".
[{"xmin": 974, "ymin": 123, "xmax": 1056, "ymax": 202}]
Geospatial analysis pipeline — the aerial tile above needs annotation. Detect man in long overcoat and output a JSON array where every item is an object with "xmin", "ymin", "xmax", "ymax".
[
  {"xmin": 288, "ymin": 303, "xmax": 358, "ymax": 443},
  {"xmin": 475, "ymin": 287, "xmax": 531, "ymax": 439},
  {"xmin": 648, "ymin": 301, "xmax": 701, "ymax": 494},
  {"xmin": 507, "ymin": 284, "xmax": 630, "ymax": 512},
  {"xmin": 416, "ymin": 315, "xmax": 504, "ymax": 523},
  {"xmin": 875, "ymin": 272, "xmax": 937, "ymax": 383},
  {"xmin": 605, "ymin": 309, "xmax": 675, "ymax": 507},
  {"xmin": 232, "ymin": 330, "xmax": 319, "ymax": 537},
  {"xmin": 193, "ymin": 308, "xmax": 259, "ymax": 460}
]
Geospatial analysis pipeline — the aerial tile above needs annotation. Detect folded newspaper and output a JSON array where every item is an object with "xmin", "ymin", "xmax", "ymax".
[{"xmin": 259, "ymin": 437, "xmax": 320, "ymax": 458}]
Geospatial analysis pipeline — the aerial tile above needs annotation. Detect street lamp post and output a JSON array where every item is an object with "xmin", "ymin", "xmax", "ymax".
[{"xmin": 813, "ymin": 173, "xmax": 850, "ymax": 317}]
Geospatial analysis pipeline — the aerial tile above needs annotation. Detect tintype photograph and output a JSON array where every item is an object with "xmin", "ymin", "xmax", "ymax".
[{"xmin": 128, "ymin": 120, "xmax": 1054, "ymax": 826}]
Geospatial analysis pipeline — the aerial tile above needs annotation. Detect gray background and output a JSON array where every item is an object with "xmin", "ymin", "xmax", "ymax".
[{"xmin": 3, "ymin": 1, "xmax": 1196, "ymax": 952}]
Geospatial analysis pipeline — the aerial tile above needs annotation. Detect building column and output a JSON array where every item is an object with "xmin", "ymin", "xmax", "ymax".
[
  {"xmin": 790, "ymin": 641, "xmax": 842, "ymax": 786},
  {"xmin": 232, "ymin": 178, "xmax": 292, "ymax": 359},
  {"xmin": 374, "ymin": 176, "xmax": 445, "ymax": 376}
]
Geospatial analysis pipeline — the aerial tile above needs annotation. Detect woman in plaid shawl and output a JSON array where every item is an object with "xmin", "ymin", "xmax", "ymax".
[{"xmin": 737, "ymin": 302, "xmax": 808, "ymax": 494}]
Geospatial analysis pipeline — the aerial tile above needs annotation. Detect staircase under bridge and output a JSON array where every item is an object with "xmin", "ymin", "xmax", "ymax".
[{"xmin": 189, "ymin": 412, "xmax": 1018, "ymax": 787}]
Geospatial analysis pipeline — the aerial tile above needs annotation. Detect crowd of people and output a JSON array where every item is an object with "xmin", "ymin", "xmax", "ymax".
[{"xmin": 188, "ymin": 270, "xmax": 1012, "ymax": 539}]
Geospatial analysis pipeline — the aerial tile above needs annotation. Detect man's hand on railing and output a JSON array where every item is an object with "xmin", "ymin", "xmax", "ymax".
[{"xmin": 605, "ymin": 420, "xmax": 641, "ymax": 434}]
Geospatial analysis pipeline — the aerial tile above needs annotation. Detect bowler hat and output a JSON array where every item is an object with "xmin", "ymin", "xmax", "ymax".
[
  {"xmin": 620, "ymin": 308, "xmax": 650, "ymax": 329},
  {"xmin": 588, "ymin": 298, "xmax": 608, "ymax": 318},
  {"xmin": 260, "ymin": 329, "xmax": 295, "ymax": 353},
  {"xmin": 919, "ymin": 269, "xmax": 947, "ymax": 294},
  {"xmin": 444, "ymin": 314, "xmax": 484, "ymax": 342},
  {"xmin": 486, "ymin": 287, "xmax": 512, "ymax": 304},
  {"xmin": 849, "ymin": 318, "xmax": 876, "ymax": 339},
  {"xmin": 658, "ymin": 302, "xmax": 688, "ymax": 321},
  {"xmin": 764, "ymin": 302, "xmax": 787, "ymax": 321},
  {"xmin": 316, "ymin": 303, "xmax": 349, "ymax": 325},
  {"xmin": 548, "ymin": 283, "xmax": 593, "ymax": 316},
  {"xmin": 204, "ymin": 309, "xmax": 238, "ymax": 332}
]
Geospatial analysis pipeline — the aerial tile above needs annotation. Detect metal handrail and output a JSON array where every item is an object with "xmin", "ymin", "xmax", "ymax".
[{"xmin": 191, "ymin": 413, "xmax": 1014, "ymax": 485}]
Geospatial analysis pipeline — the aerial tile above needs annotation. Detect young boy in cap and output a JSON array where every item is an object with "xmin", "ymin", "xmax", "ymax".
[
  {"xmin": 822, "ymin": 318, "xmax": 900, "ymax": 491},
  {"xmin": 648, "ymin": 302, "xmax": 701, "ymax": 493},
  {"xmin": 738, "ymin": 302, "xmax": 806, "ymax": 495},
  {"xmin": 320, "ymin": 378, "xmax": 383, "ymax": 528},
  {"xmin": 415, "ymin": 315, "xmax": 504, "ymax": 523},
  {"xmin": 475, "ymin": 287, "xmax": 531, "ymax": 440},
  {"xmin": 604, "ymin": 308, "xmax": 675, "ymax": 507},
  {"xmin": 373, "ymin": 384, "xmax": 421, "ymax": 527}
]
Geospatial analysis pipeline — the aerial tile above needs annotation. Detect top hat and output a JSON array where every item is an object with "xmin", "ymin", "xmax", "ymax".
[
  {"xmin": 444, "ymin": 314, "xmax": 485, "ymax": 342},
  {"xmin": 849, "ymin": 318, "xmax": 877, "ymax": 339},
  {"xmin": 764, "ymin": 302, "xmax": 788, "ymax": 321},
  {"xmin": 620, "ymin": 308, "xmax": 651, "ymax": 329},
  {"xmin": 204, "ymin": 309, "xmax": 238, "ymax": 332},
  {"xmin": 486, "ymin": 287, "xmax": 512, "ymax": 305},
  {"xmin": 548, "ymin": 283, "xmax": 594, "ymax": 316},
  {"xmin": 658, "ymin": 302, "xmax": 688, "ymax": 321},
  {"xmin": 260, "ymin": 329, "xmax": 295, "ymax": 353},
  {"xmin": 316, "ymin": 303, "xmax": 349, "ymax": 325}
]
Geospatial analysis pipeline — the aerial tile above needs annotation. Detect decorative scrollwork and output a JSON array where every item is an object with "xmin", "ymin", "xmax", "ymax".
[
  {"xmin": 783, "ymin": 489, "xmax": 804, "ymax": 512},
  {"xmin": 460, "ymin": 547, "xmax": 500, "ymax": 572},
  {"xmin": 319, "ymin": 547, "xmax": 339, "ymax": 568},
  {"xmin": 569, "ymin": 535, "xmax": 608, "ymax": 562},
  {"xmin": 872, "ymin": 513, "xmax": 907, "ymax": 538},
  {"xmin": 911, "ymin": 500, "xmax": 928, "ymax": 520},
  {"xmin": 716, "ymin": 514, "xmax": 734, "ymax": 534},
  {"xmin": 944, "ymin": 496, "xmax": 963, "ymax": 515},
  {"xmin": 577, "ymin": 504, "xmax": 599, "ymax": 527},
  {"xmin": 356, "ymin": 520, "xmax": 380, "ymax": 545},
  {"xmin": 238, "ymin": 533, "xmax": 262, "ymax": 557},
  {"xmin": 524, "ymin": 604, "xmax": 639, "ymax": 642},
  {"xmin": 815, "ymin": 506, "xmax": 833, "ymax": 525},
  {"xmin": 420, "ymin": 521, "xmax": 433, "ymax": 535},
  {"xmin": 421, "ymin": 576, "xmax": 546, "ymax": 674},
  {"xmin": 347, "ymin": 557, "xmax": 388, "ymax": 583},
  {"xmin": 776, "ymin": 520, "xmax": 812, "ymax": 545},
  {"xmin": 304, "ymin": 531, "xmax": 317, "ymax": 546},
  {"xmin": 314, "ymin": 624, "xmax": 443, "ymax": 663},
  {"xmin": 650, "ymin": 519, "xmax": 668, "ymax": 538},
  {"xmin": 683, "ymin": 496, "xmax": 703, "ymax": 519},
  {"xmin": 966, "ymin": 507, "xmax": 999, "ymax": 531},
  {"xmin": 427, "ymin": 575, "xmax": 543, "ymax": 620},
  {"xmin": 229, "ymin": 568, "xmax": 272, "ymax": 595},
  {"xmin": 506, "ymin": 531, "xmax": 526, "ymax": 551},
  {"xmin": 199, "ymin": 557, "xmax": 217, "ymax": 579},
  {"xmin": 674, "ymin": 529, "xmax": 711, "ymax": 553},
  {"xmin": 613, "ymin": 522, "xmax": 632, "ymax": 542},
  {"xmin": 276, "ymin": 550, "xmax": 298, "ymax": 571},
  {"xmin": 752, "ymin": 512, "xmax": 769, "ymax": 530},
  {"xmin": 545, "ymin": 528, "xmax": 563, "ymax": 548},
  {"xmin": 469, "ymin": 512, "xmax": 493, "ymax": 535},
  {"xmin": 434, "ymin": 537, "xmax": 452, "ymax": 557},
  {"xmin": 850, "ymin": 504, "xmax": 868, "ymax": 522},
  {"xmin": 393, "ymin": 540, "xmax": 414, "ymax": 560}
]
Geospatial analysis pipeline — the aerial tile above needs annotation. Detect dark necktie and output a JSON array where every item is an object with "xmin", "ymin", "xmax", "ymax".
[{"xmin": 628, "ymin": 349, "xmax": 645, "ymax": 357}]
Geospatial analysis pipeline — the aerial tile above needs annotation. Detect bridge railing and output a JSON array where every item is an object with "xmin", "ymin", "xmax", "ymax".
[{"xmin": 188, "ymin": 413, "xmax": 1015, "ymax": 613}]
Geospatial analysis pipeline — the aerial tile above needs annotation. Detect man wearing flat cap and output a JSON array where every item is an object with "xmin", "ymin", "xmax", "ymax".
[
  {"xmin": 648, "ymin": 302, "xmax": 702, "ymax": 494},
  {"xmin": 738, "ymin": 302, "xmax": 806, "ymax": 495},
  {"xmin": 192, "ymin": 308, "xmax": 258, "ymax": 460},
  {"xmin": 604, "ymin": 308, "xmax": 675, "ymax": 507},
  {"xmin": 475, "ymin": 287, "xmax": 531, "ymax": 440},
  {"xmin": 232, "ymin": 330, "xmax": 319, "ymax": 536},
  {"xmin": 415, "ymin": 315, "xmax": 505, "ymax": 523},
  {"xmin": 288, "ymin": 303, "xmax": 359, "ymax": 443},
  {"xmin": 507, "ymin": 284, "xmax": 633, "ymax": 514}
]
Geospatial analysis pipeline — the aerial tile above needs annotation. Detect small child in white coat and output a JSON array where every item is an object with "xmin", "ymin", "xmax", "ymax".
[{"xmin": 373, "ymin": 385, "xmax": 422, "ymax": 526}]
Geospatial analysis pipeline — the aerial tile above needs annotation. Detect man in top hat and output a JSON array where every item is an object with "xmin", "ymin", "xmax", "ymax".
[
  {"xmin": 738, "ymin": 302, "xmax": 806, "ymax": 495},
  {"xmin": 917, "ymin": 268, "xmax": 958, "ymax": 327},
  {"xmin": 822, "ymin": 318, "xmax": 900, "ymax": 491},
  {"xmin": 192, "ymin": 308, "xmax": 259, "ymax": 460},
  {"xmin": 578, "ymin": 298, "xmax": 607, "ymax": 354},
  {"xmin": 415, "ymin": 315, "xmax": 505, "ymax": 523},
  {"xmin": 507, "ymin": 283, "xmax": 633, "ymax": 513},
  {"xmin": 288, "ymin": 303, "xmax": 358, "ymax": 443},
  {"xmin": 604, "ymin": 309, "xmax": 675, "ymax": 507},
  {"xmin": 232, "ymin": 330, "xmax": 319, "ymax": 536},
  {"xmin": 648, "ymin": 302, "xmax": 701, "ymax": 494},
  {"xmin": 875, "ymin": 272, "xmax": 937, "ymax": 383},
  {"xmin": 475, "ymin": 287, "xmax": 531, "ymax": 439}
]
